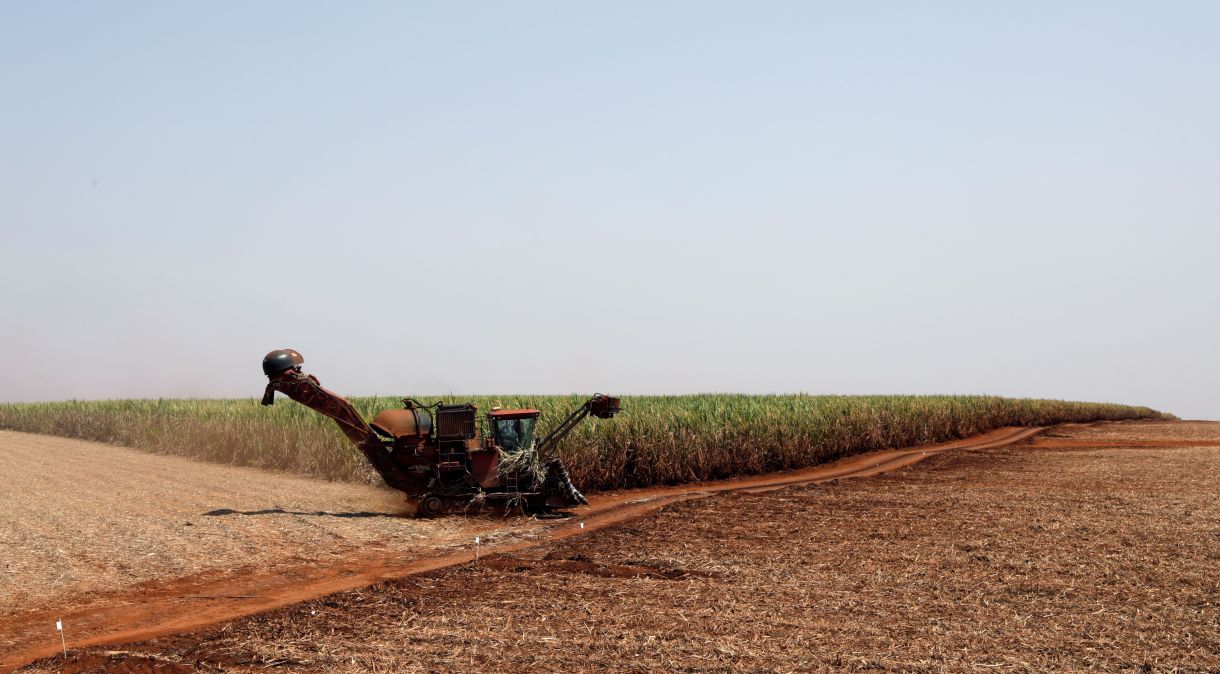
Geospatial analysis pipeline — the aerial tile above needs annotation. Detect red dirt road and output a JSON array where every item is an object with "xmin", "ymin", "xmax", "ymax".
[{"xmin": 0, "ymin": 426, "xmax": 1043, "ymax": 672}]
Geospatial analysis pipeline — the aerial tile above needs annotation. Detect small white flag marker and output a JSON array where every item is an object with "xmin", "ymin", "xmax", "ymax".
[
  {"xmin": 474, "ymin": 536, "xmax": 481, "ymax": 562},
  {"xmin": 56, "ymin": 618, "xmax": 66, "ymax": 656},
  {"xmin": 579, "ymin": 522, "xmax": 584, "ymax": 529}
]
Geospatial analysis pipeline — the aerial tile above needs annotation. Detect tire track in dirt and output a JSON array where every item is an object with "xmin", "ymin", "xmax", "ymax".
[{"xmin": 0, "ymin": 425, "xmax": 1043, "ymax": 672}]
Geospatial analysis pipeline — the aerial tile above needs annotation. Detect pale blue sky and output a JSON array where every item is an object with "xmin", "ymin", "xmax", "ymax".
[{"xmin": 2, "ymin": 2, "xmax": 1217, "ymax": 419}]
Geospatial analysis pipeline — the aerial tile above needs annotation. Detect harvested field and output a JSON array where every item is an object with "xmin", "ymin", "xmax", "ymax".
[
  {"xmin": 0, "ymin": 427, "xmax": 1040, "ymax": 670},
  {"xmin": 9, "ymin": 420, "xmax": 1218, "ymax": 673},
  {"xmin": 0, "ymin": 431, "xmax": 522, "ymax": 618}
]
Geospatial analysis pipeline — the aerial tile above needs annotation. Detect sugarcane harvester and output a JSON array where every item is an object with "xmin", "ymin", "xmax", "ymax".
[{"xmin": 260, "ymin": 349, "xmax": 620, "ymax": 517}]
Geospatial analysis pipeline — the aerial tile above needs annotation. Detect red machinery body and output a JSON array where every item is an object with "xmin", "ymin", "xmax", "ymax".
[{"xmin": 260, "ymin": 350, "xmax": 620, "ymax": 517}]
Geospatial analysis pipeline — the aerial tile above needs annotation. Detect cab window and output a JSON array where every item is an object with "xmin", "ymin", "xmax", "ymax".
[{"xmin": 494, "ymin": 417, "xmax": 537, "ymax": 453}]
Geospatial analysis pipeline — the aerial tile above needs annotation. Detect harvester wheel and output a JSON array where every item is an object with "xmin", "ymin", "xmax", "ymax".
[{"xmin": 419, "ymin": 495, "xmax": 445, "ymax": 518}]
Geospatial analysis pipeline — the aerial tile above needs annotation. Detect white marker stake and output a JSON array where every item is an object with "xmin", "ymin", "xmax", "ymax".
[
  {"xmin": 579, "ymin": 522, "xmax": 584, "ymax": 529},
  {"xmin": 56, "ymin": 619, "xmax": 66, "ymax": 656},
  {"xmin": 474, "ymin": 536, "xmax": 481, "ymax": 562}
]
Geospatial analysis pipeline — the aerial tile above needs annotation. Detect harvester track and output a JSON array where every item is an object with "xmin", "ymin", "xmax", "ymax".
[{"xmin": 0, "ymin": 425, "xmax": 1043, "ymax": 672}]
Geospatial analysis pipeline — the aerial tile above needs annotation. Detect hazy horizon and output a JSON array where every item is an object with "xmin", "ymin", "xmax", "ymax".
[{"xmin": 2, "ymin": 2, "xmax": 1217, "ymax": 420}]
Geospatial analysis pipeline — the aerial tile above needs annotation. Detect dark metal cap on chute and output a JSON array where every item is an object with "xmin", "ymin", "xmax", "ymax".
[{"xmin": 262, "ymin": 349, "xmax": 304, "ymax": 377}]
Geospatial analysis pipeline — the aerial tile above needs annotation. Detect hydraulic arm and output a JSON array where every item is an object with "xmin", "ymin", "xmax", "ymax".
[
  {"xmin": 535, "ymin": 394, "xmax": 621, "ymax": 456},
  {"xmin": 261, "ymin": 368, "xmax": 415, "ymax": 493}
]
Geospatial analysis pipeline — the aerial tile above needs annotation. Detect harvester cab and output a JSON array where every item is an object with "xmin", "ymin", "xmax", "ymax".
[
  {"xmin": 488, "ymin": 409, "xmax": 540, "ymax": 453},
  {"xmin": 259, "ymin": 349, "xmax": 620, "ymax": 517}
]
